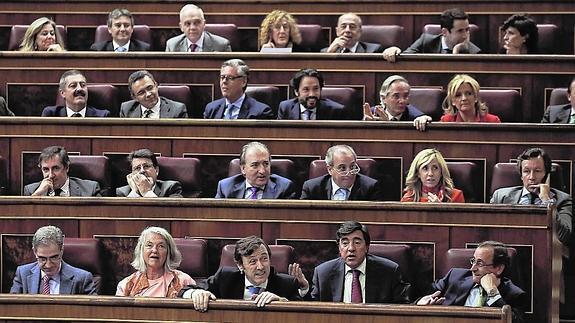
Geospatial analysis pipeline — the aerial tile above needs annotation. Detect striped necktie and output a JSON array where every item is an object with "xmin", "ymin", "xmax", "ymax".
[{"xmin": 41, "ymin": 275, "xmax": 51, "ymax": 294}]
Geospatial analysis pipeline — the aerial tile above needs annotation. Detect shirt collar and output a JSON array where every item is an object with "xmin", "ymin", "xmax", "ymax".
[
  {"xmin": 344, "ymin": 256, "xmax": 367, "ymax": 275},
  {"xmin": 140, "ymin": 99, "xmax": 161, "ymax": 118},
  {"xmin": 51, "ymin": 177, "xmax": 70, "ymax": 196},
  {"xmin": 330, "ymin": 179, "xmax": 353, "ymax": 198},
  {"xmin": 226, "ymin": 94, "xmax": 246, "ymax": 109},
  {"xmin": 186, "ymin": 33, "xmax": 205, "ymax": 51},
  {"xmin": 299, "ymin": 104, "xmax": 316, "ymax": 114},
  {"xmin": 441, "ymin": 36, "xmax": 450, "ymax": 51},
  {"xmin": 244, "ymin": 276, "xmax": 268, "ymax": 289},
  {"xmin": 383, "ymin": 107, "xmax": 403, "ymax": 120},
  {"xmin": 345, "ymin": 41, "xmax": 360, "ymax": 53},
  {"xmin": 66, "ymin": 107, "xmax": 86, "ymax": 117},
  {"xmin": 113, "ymin": 40, "xmax": 130, "ymax": 51}
]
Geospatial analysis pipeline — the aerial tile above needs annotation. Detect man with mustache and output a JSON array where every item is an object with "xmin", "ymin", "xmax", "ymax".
[
  {"xmin": 416, "ymin": 241, "xmax": 527, "ymax": 323},
  {"xmin": 180, "ymin": 236, "xmax": 307, "ymax": 311},
  {"xmin": 277, "ymin": 68, "xmax": 346, "ymax": 120},
  {"xmin": 41, "ymin": 70, "xmax": 110, "ymax": 117},
  {"xmin": 89, "ymin": 8, "xmax": 151, "ymax": 52},
  {"xmin": 215, "ymin": 141, "xmax": 297, "ymax": 199},
  {"xmin": 311, "ymin": 221, "xmax": 410, "ymax": 303},
  {"xmin": 116, "ymin": 148, "xmax": 183, "ymax": 198}
]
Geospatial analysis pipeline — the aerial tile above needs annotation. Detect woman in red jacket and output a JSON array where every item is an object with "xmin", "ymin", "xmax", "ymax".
[{"xmin": 440, "ymin": 74, "xmax": 501, "ymax": 123}]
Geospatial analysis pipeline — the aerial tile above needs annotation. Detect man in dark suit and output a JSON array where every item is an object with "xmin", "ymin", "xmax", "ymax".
[
  {"xmin": 278, "ymin": 68, "xmax": 346, "ymax": 120},
  {"xmin": 180, "ymin": 236, "xmax": 307, "ymax": 311},
  {"xmin": 311, "ymin": 221, "xmax": 410, "ymax": 303},
  {"xmin": 362, "ymin": 74, "xmax": 432, "ymax": 131},
  {"xmin": 10, "ymin": 225, "xmax": 96, "ymax": 295},
  {"xmin": 490, "ymin": 148, "xmax": 572, "ymax": 246},
  {"xmin": 301, "ymin": 145, "xmax": 383, "ymax": 201},
  {"xmin": 23, "ymin": 146, "xmax": 101, "ymax": 197},
  {"xmin": 120, "ymin": 70, "xmax": 188, "ymax": 118},
  {"xmin": 215, "ymin": 141, "xmax": 297, "ymax": 199},
  {"xmin": 204, "ymin": 59, "xmax": 274, "ymax": 119},
  {"xmin": 89, "ymin": 8, "xmax": 151, "ymax": 52},
  {"xmin": 41, "ymin": 70, "xmax": 110, "ymax": 117},
  {"xmin": 541, "ymin": 78, "xmax": 575, "ymax": 124},
  {"xmin": 116, "ymin": 148, "xmax": 183, "ymax": 198},
  {"xmin": 321, "ymin": 13, "xmax": 383, "ymax": 53},
  {"xmin": 383, "ymin": 8, "xmax": 481, "ymax": 62},
  {"xmin": 165, "ymin": 4, "xmax": 231, "ymax": 52},
  {"xmin": 417, "ymin": 241, "xmax": 527, "ymax": 323}
]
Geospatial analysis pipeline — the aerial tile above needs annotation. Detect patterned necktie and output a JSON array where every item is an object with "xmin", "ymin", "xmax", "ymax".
[
  {"xmin": 143, "ymin": 109, "xmax": 153, "ymax": 118},
  {"xmin": 333, "ymin": 188, "xmax": 349, "ymax": 200},
  {"xmin": 224, "ymin": 105, "xmax": 236, "ymax": 119},
  {"xmin": 53, "ymin": 188, "xmax": 62, "ymax": 196},
  {"xmin": 41, "ymin": 275, "xmax": 51, "ymax": 295},
  {"xmin": 247, "ymin": 286, "xmax": 262, "ymax": 299},
  {"xmin": 116, "ymin": 46, "xmax": 127, "ymax": 52},
  {"xmin": 569, "ymin": 114, "xmax": 575, "ymax": 124},
  {"xmin": 350, "ymin": 269, "xmax": 362, "ymax": 303},
  {"xmin": 474, "ymin": 286, "xmax": 486, "ymax": 307},
  {"xmin": 248, "ymin": 187, "xmax": 259, "ymax": 199},
  {"xmin": 71, "ymin": 113, "xmax": 82, "ymax": 117},
  {"xmin": 189, "ymin": 43, "xmax": 198, "ymax": 52}
]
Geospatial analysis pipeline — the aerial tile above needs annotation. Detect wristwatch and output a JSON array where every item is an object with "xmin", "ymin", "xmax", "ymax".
[{"xmin": 487, "ymin": 288, "xmax": 500, "ymax": 297}]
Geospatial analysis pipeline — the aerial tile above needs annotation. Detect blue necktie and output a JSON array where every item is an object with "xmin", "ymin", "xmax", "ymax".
[
  {"xmin": 224, "ymin": 105, "xmax": 236, "ymax": 119},
  {"xmin": 333, "ymin": 188, "xmax": 349, "ymax": 200},
  {"xmin": 116, "ymin": 46, "xmax": 127, "ymax": 52},
  {"xmin": 247, "ymin": 286, "xmax": 262, "ymax": 296}
]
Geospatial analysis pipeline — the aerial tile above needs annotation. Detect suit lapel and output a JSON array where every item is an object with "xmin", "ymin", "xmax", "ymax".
[
  {"xmin": 59, "ymin": 262, "xmax": 74, "ymax": 294},
  {"xmin": 69, "ymin": 178, "xmax": 80, "ymax": 196},
  {"xmin": 231, "ymin": 180, "xmax": 246, "ymax": 199},
  {"xmin": 557, "ymin": 105, "xmax": 571, "ymax": 123},
  {"xmin": 130, "ymin": 101, "xmax": 142, "ymax": 118},
  {"xmin": 355, "ymin": 42, "xmax": 366, "ymax": 53},
  {"xmin": 153, "ymin": 181, "xmax": 163, "ymax": 196},
  {"xmin": 454, "ymin": 275, "xmax": 475, "ymax": 305},
  {"xmin": 349, "ymin": 176, "xmax": 363, "ymax": 200},
  {"xmin": 262, "ymin": 178, "xmax": 276, "ymax": 198},
  {"xmin": 237, "ymin": 97, "xmax": 250, "ymax": 119},
  {"xmin": 329, "ymin": 260, "xmax": 345, "ymax": 301},
  {"xmin": 363, "ymin": 256, "xmax": 377, "ymax": 302},
  {"xmin": 326, "ymin": 179, "xmax": 334, "ymax": 200},
  {"xmin": 291, "ymin": 101, "xmax": 301, "ymax": 120},
  {"xmin": 215, "ymin": 100, "xmax": 226, "ymax": 119},
  {"xmin": 159, "ymin": 98, "xmax": 170, "ymax": 118},
  {"xmin": 202, "ymin": 32, "xmax": 214, "ymax": 52},
  {"xmin": 507, "ymin": 188, "xmax": 523, "ymax": 204},
  {"xmin": 58, "ymin": 107, "xmax": 67, "ymax": 117},
  {"xmin": 28, "ymin": 265, "xmax": 42, "ymax": 293}
]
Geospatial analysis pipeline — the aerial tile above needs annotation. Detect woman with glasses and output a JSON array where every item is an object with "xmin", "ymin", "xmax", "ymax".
[
  {"xmin": 259, "ymin": 10, "xmax": 308, "ymax": 52},
  {"xmin": 18, "ymin": 17, "xmax": 66, "ymax": 52},
  {"xmin": 401, "ymin": 148, "xmax": 465, "ymax": 203},
  {"xmin": 116, "ymin": 227, "xmax": 194, "ymax": 297},
  {"xmin": 440, "ymin": 74, "xmax": 500, "ymax": 123}
]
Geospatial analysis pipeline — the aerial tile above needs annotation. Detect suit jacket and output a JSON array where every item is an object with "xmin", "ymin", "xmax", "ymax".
[
  {"xmin": 311, "ymin": 254, "xmax": 410, "ymax": 303},
  {"xmin": 178, "ymin": 266, "xmax": 301, "ymax": 300},
  {"xmin": 116, "ymin": 179, "xmax": 183, "ymax": 198},
  {"xmin": 41, "ymin": 105, "xmax": 110, "ymax": 117},
  {"xmin": 277, "ymin": 98, "xmax": 346, "ymax": 120},
  {"xmin": 10, "ymin": 261, "xmax": 96, "ymax": 295},
  {"xmin": 215, "ymin": 174, "xmax": 297, "ymax": 199},
  {"xmin": 23, "ymin": 177, "xmax": 102, "ymax": 197},
  {"xmin": 430, "ymin": 268, "xmax": 526, "ymax": 323},
  {"xmin": 203, "ymin": 95, "xmax": 274, "ymax": 119},
  {"xmin": 120, "ymin": 97, "xmax": 188, "ymax": 118},
  {"xmin": 0, "ymin": 96, "xmax": 15, "ymax": 116},
  {"xmin": 321, "ymin": 41, "xmax": 384, "ymax": 53},
  {"xmin": 490, "ymin": 186, "xmax": 573, "ymax": 245},
  {"xmin": 300, "ymin": 173, "xmax": 383, "ymax": 201},
  {"xmin": 541, "ymin": 104, "xmax": 573, "ymax": 123},
  {"xmin": 404, "ymin": 33, "xmax": 481, "ymax": 54},
  {"xmin": 165, "ymin": 32, "xmax": 232, "ymax": 52},
  {"xmin": 89, "ymin": 39, "xmax": 151, "ymax": 51},
  {"xmin": 368, "ymin": 105, "xmax": 426, "ymax": 121}
]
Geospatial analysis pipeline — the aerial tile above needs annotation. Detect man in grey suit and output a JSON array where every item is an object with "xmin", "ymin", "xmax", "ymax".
[
  {"xmin": 321, "ymin": 13, "xmax": 383, "ymax": 53},
  {"xmin": 541, "ymin": 78, "xmax": 575, "ymax": 124},
  {"xmin": 215, "ymin": 141, "xmax": 297, "ymax": 199},
  {"xmin": 278, "ymin": 68, "xmax": 346, "ymax": 120},
  {"xmin": 204, "ymin": 59, "xmax": 274, "ymax": 119},
  {"xmin": 383, "ymin": 8, "xmax": 481, "ymax": 62},
  {"xmin": 165, "ymin": 4, "xmax": 231, "ymax": 52},
  {"xmin": 120, "ymin": 70, "xmax": 188, "ymax": 118},
  {"xmin": 23, "ymin": 146, "xmax": 101, "ymax": 197},
  {"xmin": 490, "ymin": 147, "xmax": 572, "ymax": 246},
  {"xmin": 116, "ymin": 148, "xmax": 183, "ymax": 198},
  {"xmin": 10, "ymin": 225, "xmax": 96, "ymax": 295}
]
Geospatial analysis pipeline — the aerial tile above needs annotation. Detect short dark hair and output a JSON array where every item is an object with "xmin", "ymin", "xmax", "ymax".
[
  {"xmin": 477, "ymin": 240, "xmax": 510, "ymax": 268},
  {"xmin": 440, "ymin": 8, "xmax": 468, "ymax": 31},
  {"xmin": 290, "ymin": 68, "xmax": 325, "ymax": 92},
  {"xmin": 233, "ymin": 235, "xmax": 271, "ymax": 264},
  {"xmin": 336, "ymin": 221, "xmax": 370, "ymax": 246},
  {"xmin": 127, "ymin": 70, "xmax": 157, "ymax": 96},
  {"xmin": 38, "ymin": 146, "xmax": 70, "ymax": 168},
  {"xmin": 516, "ymin": 147, "xmax": 551, "ymax": 181},
  {"xmin": 500, "ymin": 14, "xmax": 538, "ymax": 54},
  {"xmin": 107, "ymin": 8, "xmax": 134, "ymax": 28},
  {"xmin": 128, "ymin": 148, "xmax": 158, "ymax": 167}
]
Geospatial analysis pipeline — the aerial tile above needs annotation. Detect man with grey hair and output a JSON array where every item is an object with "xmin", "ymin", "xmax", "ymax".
[
  {"xmin": 215, "ymin": 141, "xmax": 297, "ymax": 199},
  {"xmin": 41, "ymin": 70, "xmax": 110, "ymax": 117},
  {"xmin": 204, "ymin": 59, "xmax": 274, "ymax": 119},
  {"xmin": 301, "ymin": 144, "xmax": 382, "ymax": 200},
  {"xmin": 10, "ymin": 225, "xmax": 96, "ymax": 295},
  {"xmin": 120, "ymin": 70, "xmax": 188, "ymax": 118},
  {"xmin": 363, "ymin": 75, "xmax": 431, "ymax": 131},
  {"xmin": 165, "ymin": 4, "xmax": 231, "ymax": 52},
  {"xmin": 321, "ymin": 13, "xmax": 383, "ymax": 53},
  {"xmin": 90, "ymin": 8, "xmax": 151, "ymax": 52}
]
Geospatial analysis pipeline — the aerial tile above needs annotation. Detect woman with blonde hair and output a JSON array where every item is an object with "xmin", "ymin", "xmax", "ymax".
[
  {"xmin": 116, "ymin": 227, "xmax": 194, "ymax": 297},
  {"xmin": 18, "ymin": 17, "xmax": 66, "ymax": 52},
  {"xmin": 259, "ymin": 10, "xmax": 305, "ymax": 52},
  {"xmin": 440, "ymin": 74, "xmax": 500, "ymax": 123},
  {"xmin": 401, "ymin": 148, "xmax": 465, "ymax": 203}
]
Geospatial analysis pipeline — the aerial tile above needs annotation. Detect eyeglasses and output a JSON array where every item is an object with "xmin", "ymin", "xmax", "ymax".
[
  {"xmin": 219, "ymin": 75, "xmax": 244, "ymax": 82},
  {"xmin": 331, "ymin": 164, "xmax": 361, "ymax": 176},
  {"xmin": 36, "ymin": 254, "xmax": 62, "ymax": 264},
  {"xmin": 132, "ymin": 163, "xmax": 154, "ymax": 172},
  {"xmin": 469, "ymin": 257, "xmax": 494, "ymax": 268}
]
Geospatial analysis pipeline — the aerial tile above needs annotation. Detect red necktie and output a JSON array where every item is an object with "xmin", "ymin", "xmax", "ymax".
[
  {"xmin": 189, "ymin": 43, "xmax": 198, "ymax": 52},
  {"xmin": 41, "ymin": 275, "xmax": 51, "ymax": 295},
  {"xmin": 351, "ymin": 269, "xmax": 362, "ymax": 303}
]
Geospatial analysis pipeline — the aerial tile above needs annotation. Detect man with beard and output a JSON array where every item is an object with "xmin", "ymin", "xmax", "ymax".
[
  {"xmin": 116, "ymin": 148, "xmax": 183, "ymax": 198},
  {"xmin": 41, "ymin": 70, "xmax": 110, "ymax": 117},
  {"xmin": 301, "ymin": 145, "xmax": 383, "ymax": 201},
  {"xmin": 89, "ymin": 8, "xmax": 151, "ymax": 52},
  {"xmin": 277, "ymin": 68, "xmax": 346, "ymax": 120}
]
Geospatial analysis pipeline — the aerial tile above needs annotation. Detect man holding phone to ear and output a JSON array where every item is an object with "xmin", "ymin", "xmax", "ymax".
[{"xmin": 490, "ymin": 147, "xmax": 573, "ymax": 246}]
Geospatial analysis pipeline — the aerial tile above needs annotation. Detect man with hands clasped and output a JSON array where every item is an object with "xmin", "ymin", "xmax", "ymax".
[
  {"xmin": 417, "ymin": 241, "xmax": 527, "ymax": 323},
  {"xmin": 179, "ymin": 236, "xmax": 307, "ymax": 311}
]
